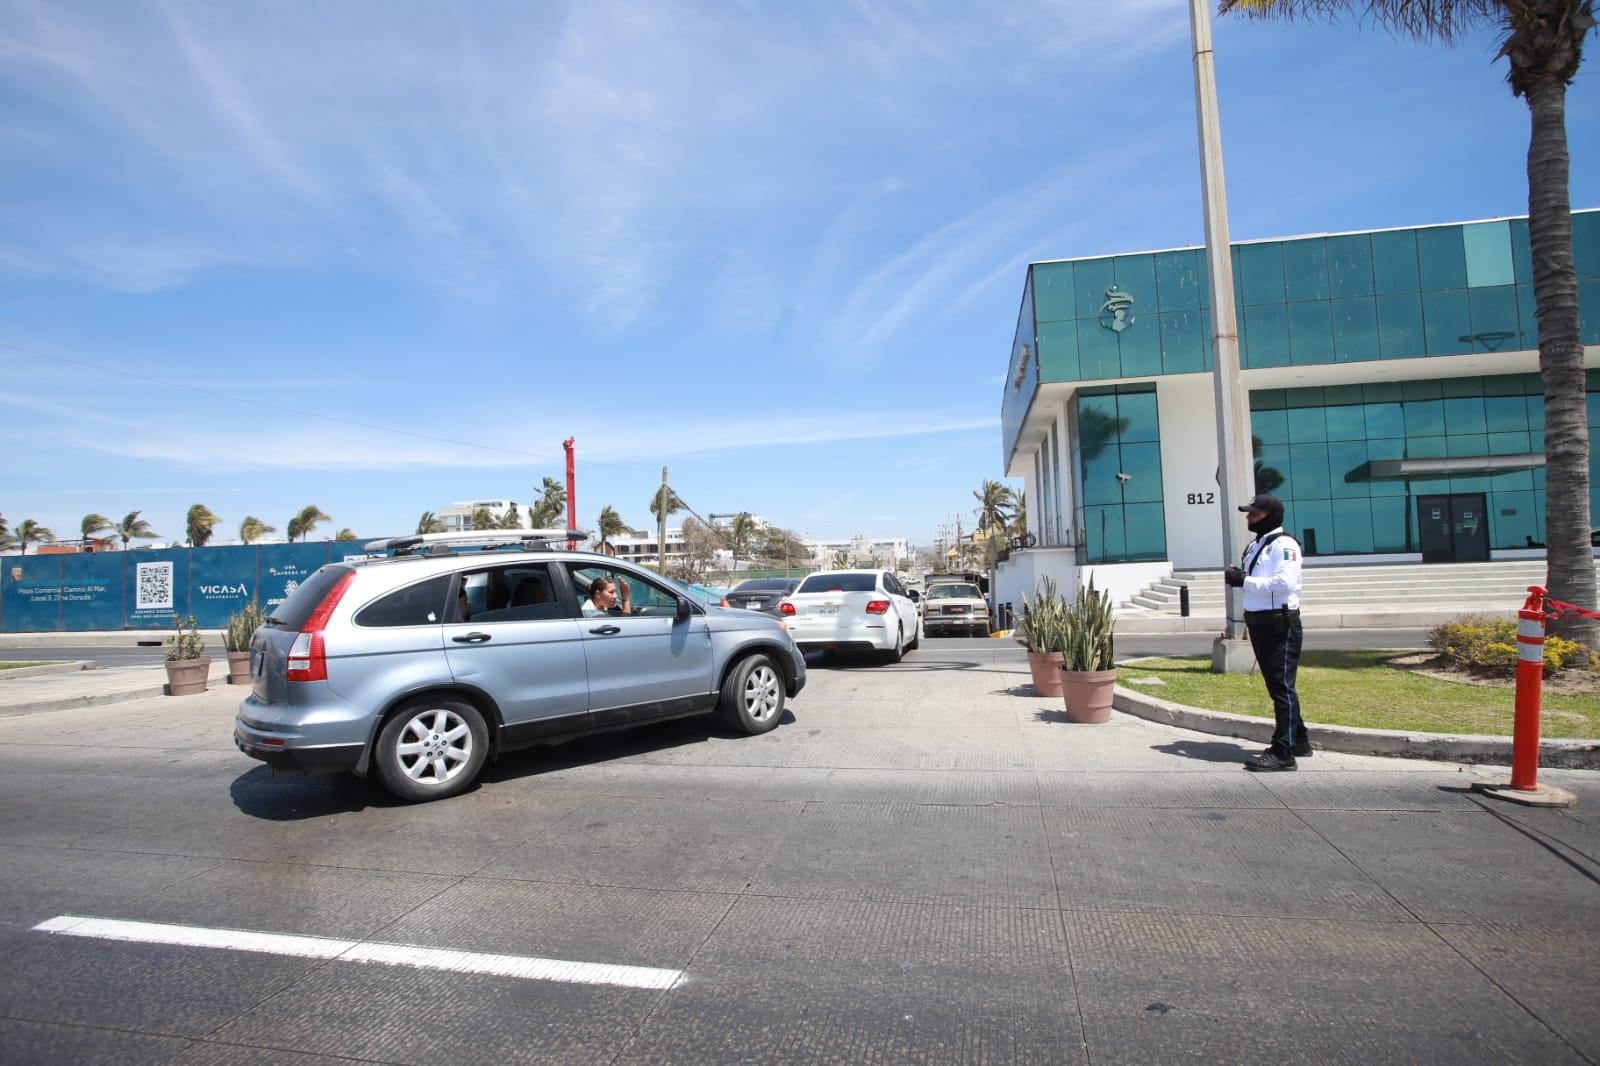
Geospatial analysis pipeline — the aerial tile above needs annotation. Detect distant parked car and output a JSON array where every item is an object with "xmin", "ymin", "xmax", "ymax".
[
  {"xmin": 782, "ymin": 569, "xmax": 919, "ymax": 662},
  {"xmin": 723, "ymin": 578, "xmax": 801, "ymax": 618},
  {"xmin": 921, "ymin": 582, "xmax": 990, "ymax": 638}
]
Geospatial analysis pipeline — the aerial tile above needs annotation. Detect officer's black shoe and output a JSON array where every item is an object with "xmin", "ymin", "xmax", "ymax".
[
  {"xmin": 1244, "ymin": 751, "xmax": 1297, "ymax": 772},
  {"xmin": 1265, "ymin": 742, "xmax": 1314, "ymax": 758}
]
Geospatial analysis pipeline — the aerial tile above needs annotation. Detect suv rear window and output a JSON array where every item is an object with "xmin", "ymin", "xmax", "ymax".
[
  {"xmin": 355, "ymin": 575, "xmax": 452, "ymax": 628},
  {"xmin": 797, "ymin": 573, "xmax": 877, "ymax": 594},
  {"xmin": 266, "ymin": 565, "xmax": 354, "ymax": 629}
]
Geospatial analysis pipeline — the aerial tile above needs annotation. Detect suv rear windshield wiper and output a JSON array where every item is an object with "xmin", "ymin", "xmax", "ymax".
[{"xmin": 265, "ymin": 615, "xmax": 287, "ymax": 626}]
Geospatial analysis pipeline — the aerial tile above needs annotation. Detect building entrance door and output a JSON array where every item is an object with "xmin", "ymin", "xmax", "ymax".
[{"xmin": 1416, "ymin": 493, "xmax": 1490, "ymax": 563}]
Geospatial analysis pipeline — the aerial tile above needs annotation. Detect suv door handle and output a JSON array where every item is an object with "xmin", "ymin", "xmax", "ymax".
[
  {"xmin": 452, "ymin": 632, "xmax": 492, "ymax": 644},
  {"xmin": 588, "ymin": 625, "xmax": 622, "ymax": 635}
]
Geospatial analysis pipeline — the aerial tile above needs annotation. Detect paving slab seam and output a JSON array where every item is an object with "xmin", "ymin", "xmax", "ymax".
[
  {"xmin": 1462, "ymin": 795, "xmax": 1600, "ymax": 876},
  {"xmin": 1053, "ymin": 901, "xmax": 1426, "ymax": 926},
  {"xmin": 0, "ymin": 1014, "xmax": 408, "ymax": 1066},
  {"xmin": 1282, "ymin": 802, "xmax": 1596, "ymax": 1062},
  {"xmin": 457, "ymin": 871, "xmax": 743, "ymax": 903},
  {"xmin": 1038, "ymin": 802, "xmax": 1094, "ymax": 1066}
]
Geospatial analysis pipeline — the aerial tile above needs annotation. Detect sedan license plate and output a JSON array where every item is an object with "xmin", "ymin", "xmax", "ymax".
[
  {"xmin": 748, "ymin": 599, "xmax": 766, "ymax": 607},
  {"xmin": 818, "ymin": 606, "xmax": 839, "ymax": 616}
]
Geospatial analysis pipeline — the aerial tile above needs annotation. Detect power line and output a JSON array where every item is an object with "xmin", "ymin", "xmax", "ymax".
[{"xmin": 0, "ymin": 341, "xmax": 660, "ymax": 476}]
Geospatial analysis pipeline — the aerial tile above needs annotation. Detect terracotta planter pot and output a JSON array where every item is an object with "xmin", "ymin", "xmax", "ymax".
[
  {"xmin": 1025, "ymin": 651, "xmax": 1065, "ymax": 697},
  {"xmin": 165, "ymin": 656, "xmax": 211, "ymax": 696},
  {"xmin": 226, "ymin": 651, "xmax": 252, "ymax": 685},
  {"xmin": 1059, "ymin": 667, "xmax": 1116, "ymax": 723}
]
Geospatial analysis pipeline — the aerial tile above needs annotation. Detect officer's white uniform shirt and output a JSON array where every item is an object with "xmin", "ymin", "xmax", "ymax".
[{"xmin": 1240, "ymin": 526, "xmax": 1302, "ymax": 611}]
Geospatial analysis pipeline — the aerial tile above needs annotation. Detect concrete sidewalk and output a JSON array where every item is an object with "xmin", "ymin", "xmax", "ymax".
[{"xmin": 0, "ymin": 660, "xmax": 231, "ymax": 717}]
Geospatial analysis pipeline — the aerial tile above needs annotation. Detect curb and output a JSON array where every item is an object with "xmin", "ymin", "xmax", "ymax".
[
  {"xmin": 1112, "ymin": 685, "xmax": 1600, "ymax": 770},
  {"xmin": 0, "ymin": 660, "xmax": 94, "ymax": 681},
  {"xmin": 0, "ymin": 663, "xmax": 232, "ymax": 718}
]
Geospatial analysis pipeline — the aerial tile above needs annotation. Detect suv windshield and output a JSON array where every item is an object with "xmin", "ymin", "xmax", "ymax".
[
  {"xmin": 797, "ymin": 574, "xmax": 877, "ymax": 594},
  {"xmin": 926, "ymin": 584, "xmax": 981, "ymax": 600}
]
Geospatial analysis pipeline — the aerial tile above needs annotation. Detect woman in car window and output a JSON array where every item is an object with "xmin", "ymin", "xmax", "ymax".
[{"xmin": 581, "ymin": 575, "xmax": 632, "ymax": 616}]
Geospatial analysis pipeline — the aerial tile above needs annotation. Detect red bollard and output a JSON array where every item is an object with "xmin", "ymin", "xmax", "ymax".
[
  {"xmin": 1473, "ymin": 585, "xmax": 1577, "ymax": 808},
  {"xmin": 1509, "ymin": 587, "xmax": 1547, "ymax": 791}
]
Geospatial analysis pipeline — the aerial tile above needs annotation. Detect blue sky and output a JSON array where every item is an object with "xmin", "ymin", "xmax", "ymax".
[{"xmin": 2, "ymin": 0, "xmax": 1596, "ymax": 547}]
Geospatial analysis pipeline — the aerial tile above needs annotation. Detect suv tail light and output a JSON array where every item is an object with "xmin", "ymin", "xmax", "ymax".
[
  {"xmin": 779, "ymin": 600, "xmax": 795, "ymax": 616},
  {"xmin": 865, "ymin": 599, "xmax": 890, "ymax": 614},
  {"xmin": 285, "ymin": 569, "xmax": 356, "ymax": 683}
]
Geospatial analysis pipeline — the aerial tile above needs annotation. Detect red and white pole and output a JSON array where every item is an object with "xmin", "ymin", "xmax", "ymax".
[
  {"xmin": 563, "ymin": 437, "xmax": 576, "ymax": 550},
  {"xmin": 1509, "ymin": 586, "xmax": 1547, "ymax": 792}
]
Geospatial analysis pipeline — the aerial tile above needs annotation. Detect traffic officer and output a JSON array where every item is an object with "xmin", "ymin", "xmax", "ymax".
[{"xmin": 1224, "ymin": 493, "xmax": 1310, "ymax": 771}]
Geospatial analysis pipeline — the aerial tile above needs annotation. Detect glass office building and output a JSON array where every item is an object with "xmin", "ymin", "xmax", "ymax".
[{"xmin": 999, "ymin": 211, "xmax": 1599, "ymax": 599}]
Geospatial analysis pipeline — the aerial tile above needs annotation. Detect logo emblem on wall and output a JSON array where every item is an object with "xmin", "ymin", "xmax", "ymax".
[{"xmin": 1098, "ymin": 286, "xmax": 1135, "ymax": 333}]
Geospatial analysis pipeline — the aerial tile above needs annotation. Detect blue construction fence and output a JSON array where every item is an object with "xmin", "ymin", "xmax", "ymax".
[{"xmin": 1, "ymin": 541, "xmax": 378, "ymax": 633}]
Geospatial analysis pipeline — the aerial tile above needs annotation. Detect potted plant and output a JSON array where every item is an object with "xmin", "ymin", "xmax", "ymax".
[
  {"xmin": 1017, "ymin": 577, "xmax": 1068, "ymax": 697},
  {"xmin": 223, "ymin": 600, "xmax": 264, "ymax": 685},
  {"xmin": 1059, "ymin": 579, "xmax": 1115, "ymax": 723},
  {"xmin": 164, "ymin": 615, "xmax": 210, "ymax": 696}
]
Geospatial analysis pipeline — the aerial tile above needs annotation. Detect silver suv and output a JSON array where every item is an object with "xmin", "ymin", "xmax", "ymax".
[{"xmin": 234, "ymin": 533, "xmax": 806, "ymax": 802}]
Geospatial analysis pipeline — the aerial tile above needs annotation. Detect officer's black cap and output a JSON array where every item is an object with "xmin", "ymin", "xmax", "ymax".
[{"xmin": 1238, "ymin": 494, "xmax": 1282, "ymax": 514}]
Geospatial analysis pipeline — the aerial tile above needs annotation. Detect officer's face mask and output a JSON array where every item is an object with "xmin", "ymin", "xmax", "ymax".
[{"xmin": 1246, "ymin": 507, "xmax": 1283, "ymax": 536}]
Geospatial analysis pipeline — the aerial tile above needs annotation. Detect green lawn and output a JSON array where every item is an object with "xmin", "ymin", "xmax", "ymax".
[
  {"xmin": 0, "ymin": 661, "xmax": 52, "ymax": 671},
  {"xmin": 1119, "ymin": 651, "xmax": 1600, "ymax": 738}
]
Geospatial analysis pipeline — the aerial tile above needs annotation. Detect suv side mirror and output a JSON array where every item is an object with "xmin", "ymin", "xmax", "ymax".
[{"xmin": 675, "ymin": 596, "xmax": 692, "ymax": 622}]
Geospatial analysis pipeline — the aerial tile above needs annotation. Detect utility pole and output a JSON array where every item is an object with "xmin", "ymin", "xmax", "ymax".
[
  {"xmin": 657, "ymin": 466, "xmax": 669, "ymax": 573},
  {"xmin": 1190, "ymin": 0, "xmax": 1254, "ymax": 673}
]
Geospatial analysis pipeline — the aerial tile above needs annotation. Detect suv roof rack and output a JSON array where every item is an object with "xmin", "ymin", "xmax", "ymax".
[{"xmin": 364, "ymin": 529, "xmax": 590, "ymax": 557}]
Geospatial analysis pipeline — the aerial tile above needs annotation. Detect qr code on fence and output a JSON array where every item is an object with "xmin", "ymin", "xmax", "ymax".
[{"xmin": 136, "ymin": 562, "xmax": 174, "ymax": 611}]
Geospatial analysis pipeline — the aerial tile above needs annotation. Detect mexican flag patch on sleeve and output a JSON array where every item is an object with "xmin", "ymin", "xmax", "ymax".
[{"xmin": 1282, "ymin": 547, "xmax": 1297, "ymax": 561}]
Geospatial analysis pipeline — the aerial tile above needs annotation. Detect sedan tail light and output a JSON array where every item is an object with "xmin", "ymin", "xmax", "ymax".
[
  {"xmin": 719, "ymin": 596, "xmax": 729, "ymax": 607},
  {"xmin": 865, "ymin": 600, "xmax": 890, "ymax": 614},
  {"xmin": 285, "ymin": 569, "xmax": 355, "ymax": 683},
  {"xmin": 779, "ymin": 600, "xmax": 795, "ymax": 616}
]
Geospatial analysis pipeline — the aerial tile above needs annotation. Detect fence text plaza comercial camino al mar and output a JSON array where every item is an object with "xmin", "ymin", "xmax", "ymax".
[{"xmin": 995, "ymin": 210, "xmax": 1600, "ymax": 610}]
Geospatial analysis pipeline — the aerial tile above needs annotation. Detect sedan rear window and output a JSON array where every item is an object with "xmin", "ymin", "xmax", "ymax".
[
  {"xmin": 733, "ymin": 579, "xmax": 795, "ymax": 592},
  {"xmin": 266, "ymin": 565, "xmax": 354, "ymax": 629},
  {"xmin": 797, "ymin": 573, "xmax": 877, "ymax": 594},
  {"xmin": 927, "ymin": 585, "xmax": 981, "ymax": 599}
]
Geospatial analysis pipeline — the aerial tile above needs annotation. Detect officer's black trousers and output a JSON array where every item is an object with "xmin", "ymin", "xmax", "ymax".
[{"xmin": 1245, "ymin": 612, "xmax": 1307, "ymax": 757}]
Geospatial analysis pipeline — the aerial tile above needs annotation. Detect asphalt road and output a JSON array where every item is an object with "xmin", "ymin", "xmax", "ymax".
[
  {"xmin": 0, "ymin": 628, "xmax": 1433, "ymax": 670},
  {"xmin": 1, "ymin": 650, "xmax": 1596, "ymax": 1063}
]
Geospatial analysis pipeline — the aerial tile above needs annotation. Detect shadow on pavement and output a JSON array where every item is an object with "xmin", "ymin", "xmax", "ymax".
[{"xmin": 1149, "ymin": 738, "xmax": 1256, "ymax": 764}]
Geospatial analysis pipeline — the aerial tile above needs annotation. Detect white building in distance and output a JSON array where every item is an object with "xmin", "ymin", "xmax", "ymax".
[{"xmin": 435, "ymin": 499, "xmax": 535, "ymax": 532}]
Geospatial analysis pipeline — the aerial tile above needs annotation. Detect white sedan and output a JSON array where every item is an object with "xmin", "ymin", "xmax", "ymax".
[{"xmin": 780, "ymin": 569, "xmax": 920, "ymax": 662}]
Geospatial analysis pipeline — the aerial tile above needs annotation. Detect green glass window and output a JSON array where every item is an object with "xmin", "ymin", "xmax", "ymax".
[
  {"xmin": 1371, "ymin": 230, "xmax": 1420, "ymax": 294},
  {"xmin": 1463, "ymin": 221, "xmax": 1514, "ymax": 287},
  {"xmin": 1118, "ymin": 318, "xmax": 1161, "ymax": 377},
  {"xmin": 1077, "ymin": 318, "xmax": 1120, "ymax": 380},
  {"xmin": 1364, "ymin": 402, "xmax": 1405, "ymax": 439},
  {"xmin": 1444, "ymin": 397, "xmax": 1487, "ymax": 436},
  {"xmin": 1240, "ymin": 243, "xmax": 1285, "ymax": 305},
  {"xmin": 1405, "ymin": 400, "xmax": 1445, "ymax": 438},
  {"xmin": 1114, "ymin": 254, "xmax": 1156, "ymax": 306},
  {"xmin": 1282, "ymin": 238, "xmax": 1329, "ymax": 301},
  {"xmin": 1331, "ymin": 297, "xmax": 1380, "ymax": 361},
  {"xmin": 1159, "ymin": 310, "xmax": 1206, "ymax": 374},
  {"xmin": 1490, "ymin": 490, "xmax": 1537, "ymax": 550},
  {"xmin": 1243, "ymin": 303, "xmax": 1290, "ymax": 368},
  {"xmin": 1468, "ymin": 286, "xmax": 1520, "ymax": 352},
  {"xmin": 1441, "ymin": 376, "xmax": 1482, "ymax": 398},
  {"xmin": 1515, "ymin": 284, "xmax": 1540, "ymax": 349},
  {"xmin": 1331, "ymin": 499, "xmax": 1375, "ymax": 554},
  {"xmin": 1510, "ymin": 219, "xmax": 1533, "ymax": 284},
  {"xmin": 1581, "ymin": 278, "xmax": 1600, "ymax": 345},
  {"xmin": 1118, "ymin": 443, "xmax": 1163, "ymax": 502},
  {"xmin": 1328, "ymin": 441, "xmax": 1370, "ymax": 497},
  {"xmin": 1073, "ymin": 259, "xmax": 1115, "ymax": 325},
  {"xmin": 1326, "ymin": 234, "xmax": 1374, "ymax": 298},
  {"xmin": 1122, "ymin": 503, "xmax": 1167, "ymax": 560},
  {"xmin": 1371, "ymin": 497, "xmax": 1410, "ymax": 552},
  {"xmin": 1287, "ymin": 407, "xmax": 1327, "ymax": 444},
  {"xmin": 1288, "ymin": 443, "xmax": 1332, "ymax": 498},
  {"xmin": 1417, "ymin": 226, "xmax": 1468, "ymax": 290},
  {"xmin": 1083, "ymin": 506, "xmax": 1125, "ymax": 562},
  {"xmin": 1325, "ymin": 405, "xmax": 1365, "ymax": 442},
  {"xmin": 1032, "ymin": 262, "xmax": 1075, "ymax": 323},
  {"xmin": 1154, "ymin": 250, "xmax": 1202, "ymax": 312},
  {"xmin": 1036, "ymin": 320, "xmax": 1079, "ymax": 381},
  {"xmin": 1573, "ymin": 211, "xmax": 1600, "ymax": 277},
  {"xmin": 1292, "ymin": 500, "xmax": 1333, "ymax": 556},
  {"xmin": 1484, "ymin": 395, "xmax": 1528, "ymax": 433},
  {"xmin": 1376, "ymin": 293, "xmax": 1425, "ymax": 358},
  {"xmin": 1367, "ymin": 438, "xmax": 1406, "ymax": 497},
  {"xmin": 1288, "ymin": 300, "xmax": 1334, "ymax": 365},
  {"xmin": 1422, "ymin": 291, "xmax": 1471, "ymax": 355},
  {"xmin": 1117, "ymin": 392, "xmax": 1159, "ymax": 443},
  {"xmin": 1252, "ymin": 409, "xmax": 1289, "ymax": 445},
  {"xmin": 1255, "ymin": 444, "xmax": 1290, "ymax": 496}
]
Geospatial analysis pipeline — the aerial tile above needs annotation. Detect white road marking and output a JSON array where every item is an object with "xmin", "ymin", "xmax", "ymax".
[{"xmin": 32, "ymin": 915, "xmax": 682, "ymax": 990}]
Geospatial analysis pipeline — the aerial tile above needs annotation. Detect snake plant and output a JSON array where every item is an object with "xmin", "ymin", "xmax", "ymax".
[
  {"xmin": 1017, "ymin": 577, "xmax": 1069, "ymax": 655},
  {"xmin": 224, "ymin": 600, "xmax": 265, "ymax": 654},
  {"xmin": 1060, "ymin": 578, "xmax": 1115, "ymax": 672}
]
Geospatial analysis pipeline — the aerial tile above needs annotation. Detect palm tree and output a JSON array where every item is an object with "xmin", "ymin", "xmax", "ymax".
[
  {"xmin": 16, "ymin": 519, "xmax": 55, "ymax": 555},
  {"xmin": 185, "ymin": 503, "xmax": 221, "ymax": 548},
  {"xmin": 1221, "ymin": 3, "xmax": 1595, "ymax": 648},
  {"xmin": 596, "ymin": 506, "xmax": 636, "ymax": 552},
  {"xmin": 727, "ymin": 512, "xmax": 757, "ymax": 575},
  {"xmin": 334, "ymin": 528, "xmax": 357, "ymax": 541},
  {"xmin": 114, "ymin": 511, "xmax": 159, "ymax": 550},
  {"xmin": 239, "ymin": 516, "xmax": 275, "ymax": 544},
  {"xmin": 500, "ymin": 504, "xmax": 525, "ymax": 530},
  {"xmin": 415, "ymin": 511, "xmax": 447, "ymax": 535},
  {"xmin": 530, "ymin": 477, "xmax": 567, "ymax": 528},
  {"xmin": 648, "ymin": 485, "xmax": 684, "ymax": 524},
  {"xmin": 469, "ymin": 507, "xmax": 496, "ymax": 531},
  {"xmin": 0, "ymin": 514, "xmax": 13, "ymax": 551},
  {"xmin": 288, "ymin": 505, "xmax": 330, "ymax": 542},
  {"xmin": 80, "ymin": 513, "xmax": 114, "ymax": 544}
]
